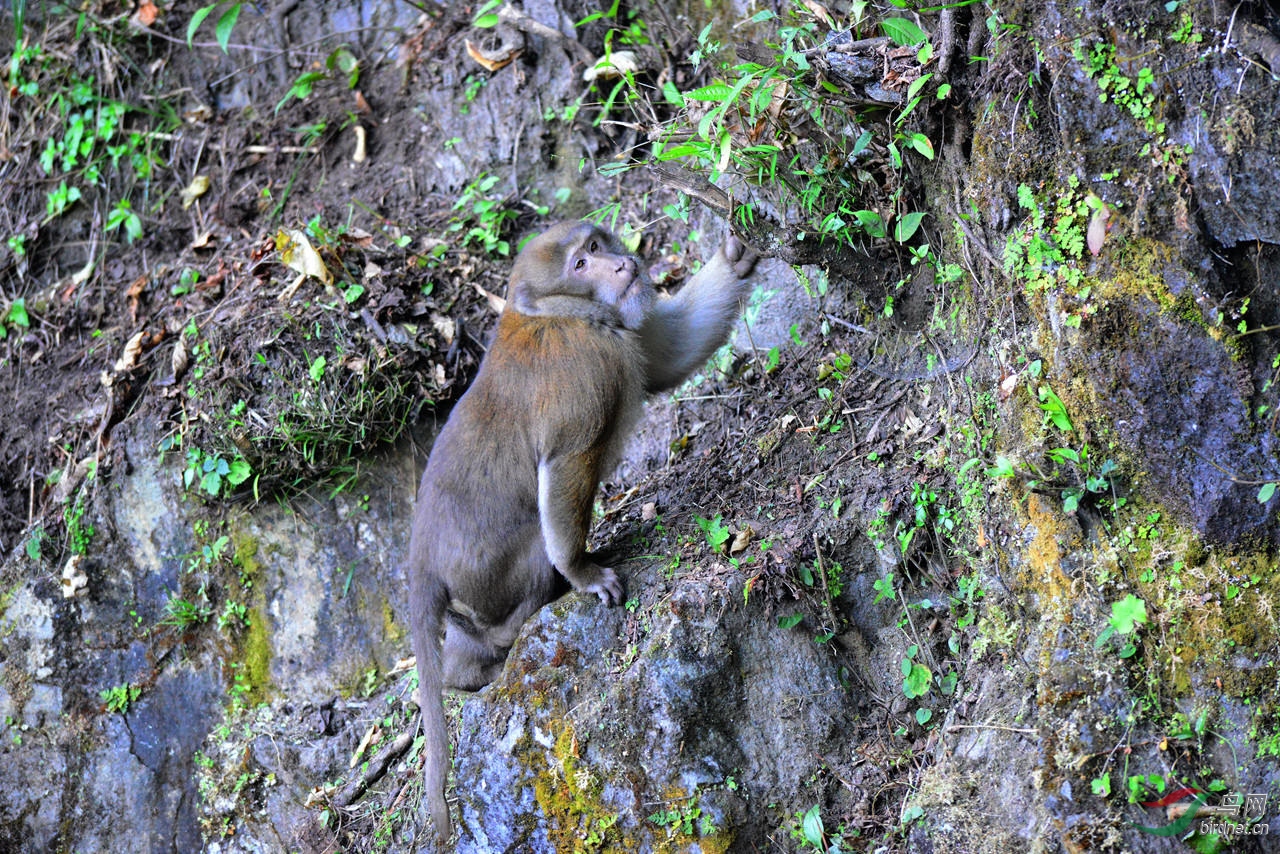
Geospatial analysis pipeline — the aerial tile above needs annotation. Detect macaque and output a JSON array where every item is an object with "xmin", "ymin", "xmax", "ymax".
[{"xmin": 407, "ymin": 220, "xmax": 757, "ymax": 840}]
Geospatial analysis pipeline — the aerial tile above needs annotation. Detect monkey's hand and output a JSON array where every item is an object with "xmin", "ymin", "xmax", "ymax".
[
  {"xmin": 576, "ymin": 563, "xmax": 625, "ymax": 607},
  {"xmin": 723, "ymin": 235, "xmax": 759, "ymax": 279}
]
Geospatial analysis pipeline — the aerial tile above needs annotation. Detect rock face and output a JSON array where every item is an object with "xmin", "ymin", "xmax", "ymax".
[{"xmin": 451, "ymin": 565, "xmax": 865, "ymax": 852}]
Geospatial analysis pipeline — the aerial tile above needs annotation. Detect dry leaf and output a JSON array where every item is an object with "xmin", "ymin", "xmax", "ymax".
[
  {"xmin": 125, "ymin": 274, "xmax": 147, "ymax": 324},
  {"xmin": 180, "ymin": 175, "xmax": 211, "ymax": 209},
  {"xmin": 1086, "ymin": 197, "xmax": 1109, "ymax": 256},
  {"xmin": 801, "ymin": 0, "xmax": 836, "ymax": 29},
  {"xmin": 350, "ymin": 724, "xmax": 379, "ymax": 769},
  {"xmin": 729, "ymin": 525, "xmax": 755, "ymax": 555},
  {"xmin": 472, "ymin": 281, "xmax": 506, "ymax": 314},
  {"xmin": 277, "ymin": 228, "xmax": 333, "ymax": 301},
  {"xmin": 466, "ymin": 39, "xmax": 520, "ymax": 72},
  {"xmin": 62, "ymin": 555, "xmax": 88, "ymax": 599},
  {"xmin": 114, "ymin": 330, "xmax": 147, "ymax": 373},
  {"xmin": 641, "ymin": 502, "xmax": 657, "ymax": 521},
  {"xmin": 351, "ymin": 124, "xmax": 367, "ymax": 163},
  {"xmin": 583, "ymin": 50, "xmax": 639, "ymax": 82},
  {"xmin": 132, "ymin": 1, "xmax": 159, "ymax": 27},
  {"xmin": 171, "ymin": 336, "xmax": 189, "ymax": 378},
  {"xmin": 998, "ymin": 371, "xmax": 1018, "ymax": 401},
  {"xmin": 432, "ymin": 315, "xmax": 456, "ymax": 345},
  {"xmin": 190, "ymin": 231, "xmax": 213, "ymax": 250}
]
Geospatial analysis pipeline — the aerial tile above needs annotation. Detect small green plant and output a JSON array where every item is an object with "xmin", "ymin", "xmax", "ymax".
[
  {"xmin": 694, "ymin": 514, "xmax": 731, "ymax": 553},
  {"xmin": 101, "ymin": 682, "xmax": 142, "ymax": 714},
  {"xmin": 24, "ymin": 527, "xmax": 45, "ymax": 561},
  {"xmin": 183, "ymin": 448, "xmax": 252, "ymax": 498},
  {"xmin": 1126, "ymin": 772, "xmax": 1166, "ymax": 804},
  {"xmin": 1095, "ymin": 593, "xmax": 1148, "ymax": 657},
  {"xmin": 901, "ymin": 644, "xmax": 932, "ymax": 699},
  {"xmin": 64, "ymin": 490, "xmax": 95, "ymax": 555},
  {"xmin": 161, "ymin": 593, "xmax": 213, "ymax": 628},
  {"xmin": 649, "ymin": 796, "xmax": 716, "ymax": 838},
  {"xmin": 218, "ymin": 600, "xmax": 251, "ymax": 632},
  {"xmin": 0, "ymin": 297, "xmax": 31, "ymax": 340},
  {"xmin": 105, "ymin": 199, "xmax": 142, "ymax": 242},
  {"xmin": 449, "ymin": 173, "xmax": 516, "ymax": 256},
  {"xmin": 791, "ymin": 803, "xmax": 849, "ymax": 852},
  {"xmin": 187, "ymin": 2, "xmax": 243, "ymax": 53}
]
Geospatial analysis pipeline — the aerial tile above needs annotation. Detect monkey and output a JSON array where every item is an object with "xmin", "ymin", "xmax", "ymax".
[{"xmin": 406, "ymin": 220, "xmax": 758, "ymax": 841}]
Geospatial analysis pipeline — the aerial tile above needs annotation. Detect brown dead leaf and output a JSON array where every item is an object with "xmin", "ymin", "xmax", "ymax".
[
  {"xmin": 125, "ymin": 274, "xmax": 147, "ymax": 324},
  {"xmin": 466, "ymin": 39, "xmax": 520, "ymax": 72},
  {"xmin": 114, "ymin": 330, "xmax": 147, "ymax": 373},
  {"xmin": 471, "ymin": 281, "xmax": 506, "ymax": 314},
  {"xmin": 180, "ymin": 175, "xmax": 211, "ymax": 209},
  {"xmin": 432, "ymin": 315, "xmax": 456, "ymax": 345},
  {"xmin": 729, "ymin": 525, "xmax": 755, "ymax": 555},
  {"xmin": 998, "ymin": 371, "xmax": 1018, "ymax": 402},
  {"xmin": 801, "ymin": 0, "xmax": 836, "ymax": 29},
  {"xmin": 132, "ymin": 1, "xmax": 159, "ymax": 27},
  {"xmin": 277, "ymin": 228, "xmax": 333, "ymax": 302},
  {"xmin": 1086, "ymin": 196, "xmax": 1110, "ymax": 256}
]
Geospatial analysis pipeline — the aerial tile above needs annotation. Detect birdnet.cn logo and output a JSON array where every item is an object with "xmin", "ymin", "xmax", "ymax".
[{"xmin": 1133, "ymin": 788, "xmax": 1271, "ymax": 839}]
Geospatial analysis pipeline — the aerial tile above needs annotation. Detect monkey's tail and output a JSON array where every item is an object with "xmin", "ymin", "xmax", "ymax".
[{"xmin": 413, "ymin": 572, "xmax": 453, "ymax": 841}]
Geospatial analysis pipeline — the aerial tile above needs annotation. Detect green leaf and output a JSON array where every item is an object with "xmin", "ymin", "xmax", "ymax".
[
  {"xmin": 685, "ymin": 83, "xmax": 733, "ymax": 102},
  {"xmin": 985, "ymin": 455, "xmax": 1015, "ymax": 478},
  {"xmin": 777, "ymin": 613, "xmax": 803, "ymax": 629},
  {"xmin": 309, "ymin": 355, "xmax": 327, "ymax": 383},
  {"xmin": 907, "ymin": 72, "xmax": 933, "ymax": 101},
  {"xmin": 661, "ymin": 80, "xmax": 684, "ymax": 106},
  {"xmin": 1109, "ymin": 593, "xmax": 1148, "ymax": 635},
  {"xmin": 200, "ymin": 470, "xmax": 223, "ymax": 495},
  {"xmin": 24, "ymin": 528, "xmax": 42, "ymax": 561},
  {"xmin": 215, "ymin": 3, "xmax": 241, "ymax": 53},
  {"xmin": 904, "ymin": 132, "xmax": 935, "ymax": 160},
  {"xmin": 1258, "ymin": 482, "xmax": 1276, "ymax": 503},
  {"xmin": 881, "ymin": 18, "xmax": 927, "ymax": 47},
  {"xmin": 187, "ymin": 4, "xmax": 216, "ymax": 46},
  {"xmin": 851, "ymin": 129, "xmax": 873, "ymax": 157},
  {"xmin": 226, "ymin": 458, "xmax": 252, "ymax": 486},
  {"xmin": 902, "ymin": 661, "xmax": 932, "ymax": 698},
  {"xmin": 915, "ymin": 707, "xmax": 933, "ymax": 725},
  {"xmin": 6, "ymin": 298, "xmax": 30, "ymax": 329},
  {"xmin": 1037, "ymin": 385, "xmax": 1074, "ymax": 432},
  {"xmin": 894, "ymin": 211, "xmax": 926, "ymax": 243},
  {"xmin": 801, "ymin": 805, "xmax": 824, "ymax": 846},
  {"xmin": 852, "ymin": 209, "xmax": 886, "ymax": 238}
]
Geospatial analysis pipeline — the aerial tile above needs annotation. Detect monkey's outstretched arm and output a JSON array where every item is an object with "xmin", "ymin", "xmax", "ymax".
[
  {"xmin": 641, "ymin": 236, "xmax": 758, "ymax": 393},
  {"xmin": 537, "ymin": 453, "xmax": 625, "ymax": 605}
]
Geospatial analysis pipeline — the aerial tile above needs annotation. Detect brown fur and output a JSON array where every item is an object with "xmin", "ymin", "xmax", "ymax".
[{"xmin": 407, "ymin": 221, "xmax": 757, "ymax": 842}]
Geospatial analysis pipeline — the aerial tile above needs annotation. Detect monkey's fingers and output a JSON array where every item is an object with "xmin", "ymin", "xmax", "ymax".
[
  {"xmin": 723, "ymin": 235, "xmax": 760, "ymax": 278},
  {"xmin": 587, "ymin": 566, "xmax": 626, "ymax": 607}
]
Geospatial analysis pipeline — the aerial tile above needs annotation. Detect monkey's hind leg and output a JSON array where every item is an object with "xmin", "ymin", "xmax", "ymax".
[{"xmin": 441, "ymin": 611, "xmax": 509, "ymax": 691}]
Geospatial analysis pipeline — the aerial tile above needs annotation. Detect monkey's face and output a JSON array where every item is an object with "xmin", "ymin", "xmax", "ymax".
[{"xmin": 508, "ymin": 222, "xmax": 655, "ymax": 331}]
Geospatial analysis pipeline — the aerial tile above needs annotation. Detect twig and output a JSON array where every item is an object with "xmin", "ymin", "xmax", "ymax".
[{"xmin": 331, "ymin": 732, "xmax": 414, "ymax": 808}]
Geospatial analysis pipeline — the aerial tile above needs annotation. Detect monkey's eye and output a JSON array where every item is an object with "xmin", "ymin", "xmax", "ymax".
[
  {"xmin": 574, "ymin": 257, "xmax": 586, "ymax": 271},
  {"xmin": 589, "ymin": 239, "xmax": 599, "ymax": 253}
]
